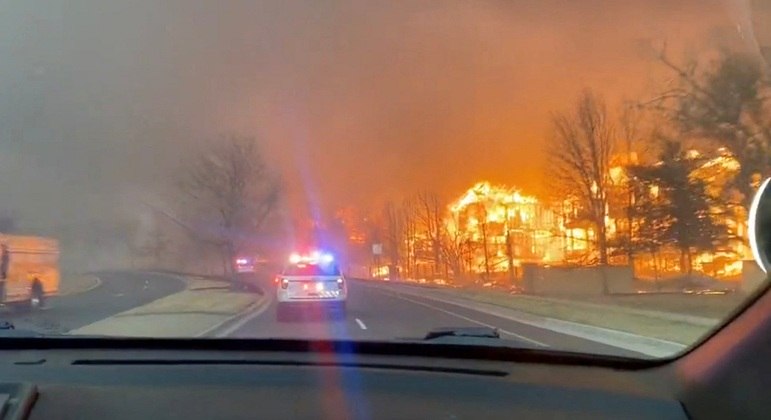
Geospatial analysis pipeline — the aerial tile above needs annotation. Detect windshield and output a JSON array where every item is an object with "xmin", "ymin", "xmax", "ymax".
[
  {"xmin": 283, "ymin": 264, "xmax": 341, "ymax": 277},
  {"xmin": 2, "ymin": 0, "xmax": 770, "ymax": 360}
]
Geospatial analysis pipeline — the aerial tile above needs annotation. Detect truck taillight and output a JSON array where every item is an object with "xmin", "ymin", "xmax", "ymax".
[{"xmin": 281, "ymin": 278, "xmax": 289, "ymax": 289}]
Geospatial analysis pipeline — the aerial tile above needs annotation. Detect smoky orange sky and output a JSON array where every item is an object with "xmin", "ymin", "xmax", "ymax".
[
  {"xmin": 1, "ymin": 0, "xmax": 767, "ymax": 233},
  {"xmin": 201, "ymin": 0, "xmax": 761, "ymax": 219}
]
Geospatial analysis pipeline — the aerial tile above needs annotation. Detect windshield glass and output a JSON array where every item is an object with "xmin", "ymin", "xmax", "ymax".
[
  {"xmin": 284, "ymin": 264, "xmax": 341, "ymax": 277},
  {"xmin": 2, "ymin": 0, "xmax": 770, "ymax": 360}
]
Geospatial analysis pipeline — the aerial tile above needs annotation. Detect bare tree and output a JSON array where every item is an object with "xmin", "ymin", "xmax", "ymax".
[
  {"xmin": 382, "ymin": 201, "xmax": 405, "ymax": 280},
  {"xmin": 613, "ymin": 103, "xmax": 647, "ymax": 264},
  {"xmin": 178, "ymin": 135, "xmax": 281, "ymax": 278},
  {"xmin": 415, "ymin": 192, "xmax": 446, "ymax": 279},
  {"xmin": 402, "ymin": 198, "xmax": 419, "ymax": 279},
  {"xmin": 549, "ymin": 90, "xmax": 615, "ymax": 269},
  {"xmin": 441, "ymin": 215, "xmax": 478, "ymax": 283}
]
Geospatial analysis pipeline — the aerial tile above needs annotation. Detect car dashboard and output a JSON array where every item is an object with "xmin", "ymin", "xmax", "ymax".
[{"xmin": 0, "ymin": 344, "xmax": 686, "ymax": 420}]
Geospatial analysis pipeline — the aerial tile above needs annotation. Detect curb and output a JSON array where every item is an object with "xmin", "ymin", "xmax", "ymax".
[
  {"xmin": 195, "ymin": 295, "xmax": 271, "ymax": 338},
  {"xmin": 57, "ymin": 274, "xmax": 103, "ymax": 297}
]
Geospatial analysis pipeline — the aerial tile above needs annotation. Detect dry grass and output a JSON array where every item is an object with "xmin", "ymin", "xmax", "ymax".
[
  {"xmin": 73, "ymin": 313, "xmax": 232, "ymax": 338},
  {"xmin": 118, "ymin": 290, "xmax": 256, "ymax": 316},
  {"xmin": 425, "ymin": 288, "xmax": 723, "ymax": 344},
  {"xmin": 569, "ymin": 293, "xmax": 748, "ymax": 319},
  {"xmin": 443, "ymin": 283, "xmax": 749, "ymax": 318}
]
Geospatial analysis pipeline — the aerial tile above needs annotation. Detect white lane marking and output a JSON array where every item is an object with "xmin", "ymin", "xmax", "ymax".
[
  {"xmin": 355, "ymin": 318, "xmax": 367, "ymax": 330},
  {"xmin": 383, "ymin": 291, "xmax": 548, "ymax": 347},
  {"xmin": 212, "ymin": 297, "xmax": 272, "ymax": 338}
]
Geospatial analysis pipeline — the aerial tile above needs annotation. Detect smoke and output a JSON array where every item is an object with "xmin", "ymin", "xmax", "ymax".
[
  {"xmin": 721, "ymin": 0, "xmax": 771, "ymax": 65},
  {"xmin": 0, "ymin": 1, "xmax": 745, "ymax": 270}
]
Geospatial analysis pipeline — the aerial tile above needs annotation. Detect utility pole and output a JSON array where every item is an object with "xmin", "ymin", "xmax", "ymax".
[{"xmin": 481, "ymin": 222, "xmax": 490, "ymax": 282}]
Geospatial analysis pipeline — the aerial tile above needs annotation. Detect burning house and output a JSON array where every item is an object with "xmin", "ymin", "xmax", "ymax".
[
  {"xmin": 446, "ymin": 182, "xmax": 566, "ymax": 279},
  {"xmin": 443, "ymin": 148, "xmax": 751, "ymax": 283}
]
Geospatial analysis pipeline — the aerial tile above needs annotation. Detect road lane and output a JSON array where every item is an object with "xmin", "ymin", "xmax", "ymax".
[
  {"xmin": 1, "ymin": 268, "xmax": 652, "ymax": 357},
  {"xmin": 379, "ymin": 291, "xmax": 548, "ymax": 346},
  {"xmin": 365, "ymin": 284, "xmax": 647, "ymax": 357},
  {"xmin": 227, "ymin": 278, "xmax": 476, "ymax": 341},
  {"xmin": 355, "ymin": 318, "xmax": 367, "ymax": 330},
  {"xmin": 225, "ymin": 279, "xmax": 645, "ymax": 357},
  {"xmin": 1, "ymin": 271, "xmax": 186, "ymax": 334}
]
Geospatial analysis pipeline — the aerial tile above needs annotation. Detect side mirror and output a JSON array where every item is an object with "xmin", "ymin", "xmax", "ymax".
[{"xmin": 749, "ymin": 178, "xmax": 771, "ymax": 273}]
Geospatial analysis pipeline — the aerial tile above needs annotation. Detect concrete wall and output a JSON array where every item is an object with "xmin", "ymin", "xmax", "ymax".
[
  {"xmin": 522, "ymin": 264, "xmax": 634, "ymax": 295},
  {"xmin": 742, "ymin": 260, "xmax": 767, "ymax": 293}
]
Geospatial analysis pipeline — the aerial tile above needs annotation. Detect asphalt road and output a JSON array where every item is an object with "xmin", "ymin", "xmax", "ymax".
[
  {"xmin": 226, "ymin": 278, "xmax": 646, "ymax": 358},
  {"xmin": 1, "ymin": 271, "xmax": 185, "ymax": 334},
  {"xmin": 1, "ymin": 270, "xmax": 649, "ymax": 357}
]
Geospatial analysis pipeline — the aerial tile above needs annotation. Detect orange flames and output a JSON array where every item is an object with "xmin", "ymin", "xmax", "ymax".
[
  {"xmin": 447, "ymin": 182, "xmax": 565, "ymax": 275},
  {"xmin": 445, "ymin": 149, "xmax": 749, "ymax": 280}
]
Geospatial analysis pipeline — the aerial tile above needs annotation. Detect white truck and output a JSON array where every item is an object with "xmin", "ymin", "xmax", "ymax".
[{"xmin": 0, "ymin": 234, "xmax": 60, "ymax": 310}]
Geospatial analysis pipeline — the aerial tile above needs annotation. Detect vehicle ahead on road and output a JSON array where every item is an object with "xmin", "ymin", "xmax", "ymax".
[
  {"xmin": 275, "ymin": 252, "xmax": 347, "ymax": 320},
  {"xmin": 0, "ymin": 235, "xmax": 59, "ymax": 311},
  {"xmin": 234, "ymin": 255, "xmax": 268, "ymax": 274}
]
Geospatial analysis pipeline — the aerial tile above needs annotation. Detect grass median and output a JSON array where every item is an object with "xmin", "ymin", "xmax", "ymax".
[
  {"xmin": 117, "ymin": 289, "xmax": 256, "ymax": 317},
  {"xmin": 418, "ymin": 287, "xmax": 724, "ymax": 344},
  {"xmin": 71, "ymin": 284, "xmax": 262, "ymax": 337},
  {"xmin": 564, "ymin": 293, "xmax": 747, "ymax": 319}
]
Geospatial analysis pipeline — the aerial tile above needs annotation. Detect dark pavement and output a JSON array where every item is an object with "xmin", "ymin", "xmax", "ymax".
[
  {"xmin": 1, "ymin": 270, "xmax": 649, "ymax": 357},
  {"xmin": 226, "ymin": 278, "xmax": 646, "ymax": 358},
  {"xmin": 1, "ymin": 271, "xmax": 186, "ymax": 334}
]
